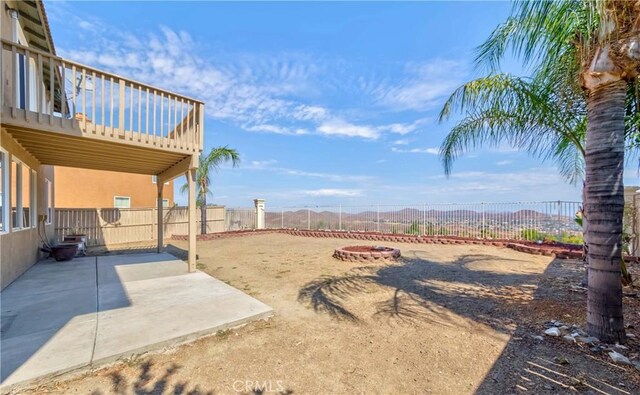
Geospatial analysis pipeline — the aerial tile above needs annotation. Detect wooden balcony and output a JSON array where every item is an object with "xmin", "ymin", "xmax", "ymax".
[{"xmin": 0, "ymin": 39, "xmax": 204, "ymax": 177}]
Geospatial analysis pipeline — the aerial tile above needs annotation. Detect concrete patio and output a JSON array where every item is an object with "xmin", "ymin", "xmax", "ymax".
[{"xmin": 0, "ymin": 253, "xmax": 273, "ymax": 390}]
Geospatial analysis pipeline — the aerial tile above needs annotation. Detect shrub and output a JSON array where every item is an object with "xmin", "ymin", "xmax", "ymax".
[
  {"xmin": 520, "ymin": 228, "xmax": 546, "ymax": 241},
  {"xmin": 406, "ymin": 221, "xmax": 421, "ymax": 235},
  {"xmin": 560, "ymin": 232, "xmax": 583, "ymax": 245}
]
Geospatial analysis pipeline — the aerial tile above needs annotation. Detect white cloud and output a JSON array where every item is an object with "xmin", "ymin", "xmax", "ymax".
[
  {"xmin": 57, "ymin": 25, "xmax": 328, "ymax": 131},
  {"xmin": 249, "ymin": 159, "xmax": 278, "ymax": 169},
  {"xmin": 243, "ymin": 161, "xmax": 374, "ymax": 183},
  {"xmin": 392, "ymin": 147, "xmax": 439, "ymax": 155},
  {"xmin": 50, "ymin": 9, "xmax": 440, "ymax": 142},
  {"xmin": 314, "ymin": 118, "xmax": 431, "ymax": 140},
  {"xmin": 302, "ymin": 189, "xmax": 363, "ymax": 197},
  {"xmin": 378, "ymin": 118, "xmax": 430, "ymax": 135},
  {"xmin": 244, "ymin": 124, "xmax": 309, "ymax": 135},
  {"xmin": 371, "ymin": 60, "xmax": 465, "ymax": 111},
  {"xmin": 427, "ymin": 169, "xmax": 574, "ymax": 194},
  {"xmin": 393, "ymin": 139, "xmax": 410, "ymax": 145},
  {"xmin": 316, "ymin": 118, "xmax": 380, "ymax": 139},
  {"xmin": 281, "ymin": 169, "xmax": 374, "ymax": 183},
  {"xmin": 496, "ymin": 160, "xmax": 512, "ymax": 166}
]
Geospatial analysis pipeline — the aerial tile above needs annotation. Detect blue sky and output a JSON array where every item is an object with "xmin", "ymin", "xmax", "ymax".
[{"xmin": 46, "ymin": 1, "xmax": 639, "ymax": 208}]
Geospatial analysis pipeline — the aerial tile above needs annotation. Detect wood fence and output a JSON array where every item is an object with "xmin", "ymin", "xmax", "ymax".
[{"xmin": 55, "ymin": 206, "xmax": 225, "ymax": 246}]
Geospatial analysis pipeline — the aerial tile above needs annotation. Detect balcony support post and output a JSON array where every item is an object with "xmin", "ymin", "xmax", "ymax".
[
  {"xmin": 187, "ymin": 167, "xmax": 197, "ymax": 272},
  {"xmin": 157, "ymin": 181, "xmax": 163, "ymax": 253}
]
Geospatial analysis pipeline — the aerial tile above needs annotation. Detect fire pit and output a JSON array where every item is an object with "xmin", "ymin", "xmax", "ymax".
[{"xmin": 333, "ymin": 245, "xmax": 401, "ymax": 262}]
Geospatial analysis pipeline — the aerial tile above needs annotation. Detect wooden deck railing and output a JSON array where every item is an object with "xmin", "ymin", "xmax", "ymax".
[{"xmin": 0, "ymin": 39, "xmax": 204, "ymax": 154}]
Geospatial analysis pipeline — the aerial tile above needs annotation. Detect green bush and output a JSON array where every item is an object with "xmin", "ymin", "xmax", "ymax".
[
  {"xmin": 560, "ymin": 232, "xmax": 583, "ymax": 245},
  {"xmin": 424, "ymin": 223, "xmax": 448, "ymax": 236},
  {"xmin": 406, "ymin": 221, "xmax": 421, "ymax": 235},
  {"xmin": 520, "ymin": 228, "xmax": 546, "ymax": 241}
]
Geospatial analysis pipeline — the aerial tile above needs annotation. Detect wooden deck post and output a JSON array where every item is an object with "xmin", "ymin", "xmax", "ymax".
[
  {"xmin": 187, "ymin": 168, "xmax": 197, "ymax": 272},
  {"xmin": 157, "ymin": 182, "xmax": 163, "ymax": 253}
]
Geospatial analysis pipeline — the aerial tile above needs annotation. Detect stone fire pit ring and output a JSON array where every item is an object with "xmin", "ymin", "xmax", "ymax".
[{"xmin": 333, "ymin": 245, "xmax": 401, "ymax": 262}]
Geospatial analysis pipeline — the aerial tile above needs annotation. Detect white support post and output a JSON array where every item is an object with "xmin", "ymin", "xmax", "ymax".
[
  {"xmin": 188, "ymin": 168, "xmax": 197, "ymax": 272},
  {"xmin": 157, "ymin": 182, "xmax": 163, "ymax": 253},
  {"xmin": 481, "ymin": 202, "xmax": 486, "ymax": 239},
  {"xmin": 254, "ymin": 198, "xmax": 265, "ymax": 229},
  {"xmin": 634, "ymin": 191, "xmax": 640, "ymax": 256}
]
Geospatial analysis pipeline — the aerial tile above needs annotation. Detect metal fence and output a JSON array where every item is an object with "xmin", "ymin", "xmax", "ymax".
[{"xmin": 265, "ymin": 201, "xmax": 583, "ymax": 242}]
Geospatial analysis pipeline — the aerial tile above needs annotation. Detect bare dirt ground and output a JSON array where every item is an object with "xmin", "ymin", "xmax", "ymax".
[{"xmin": 20, "ymin": 233, "xmax": 640, "ymax": 395}]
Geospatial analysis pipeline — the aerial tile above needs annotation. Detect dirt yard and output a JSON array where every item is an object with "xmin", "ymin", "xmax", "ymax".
[{"xmin": 21, "ymin": 233, "xmax": 640, "ymax": 394}]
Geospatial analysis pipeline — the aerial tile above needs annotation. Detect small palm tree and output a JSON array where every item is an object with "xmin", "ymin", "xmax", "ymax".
[{"xmin": 181, "ymin": 146, "xmax": 240, "ymax": 234}]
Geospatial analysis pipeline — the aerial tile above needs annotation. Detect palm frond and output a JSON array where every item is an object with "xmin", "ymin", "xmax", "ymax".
[{"xmin": 181, "ymin": 145, "xmax": 241, "ymax": 204}]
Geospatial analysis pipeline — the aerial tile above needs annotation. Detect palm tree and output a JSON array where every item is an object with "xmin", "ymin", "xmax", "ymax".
[
  {"xmin": 181, "ymin": 146, "xmax": 240, "ymax": 234},
  {"xmin": 439, "ymin": 0, "xmax": 640, "ymax": 343}
]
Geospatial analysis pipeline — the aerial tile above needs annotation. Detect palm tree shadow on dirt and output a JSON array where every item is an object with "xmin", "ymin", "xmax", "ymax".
[
  {"xmin": 298, "ymin": 251, "xmax": 542, "ymax": 333},
  {"xmin": 89, "ymin": 361, "xmax": 296, "ymax": 395},
  {"xmin": 298, "ymin": 251, "xmax": 639, "ymax": 393},
  {"xmin": 88, "ymin": 361, "xmax": 213, "ymax": 395}
]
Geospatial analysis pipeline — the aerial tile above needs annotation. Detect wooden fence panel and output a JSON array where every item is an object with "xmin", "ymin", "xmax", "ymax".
[{"xmin": 55, "ymin": 206, "xmax": 226, "ymax": 246}]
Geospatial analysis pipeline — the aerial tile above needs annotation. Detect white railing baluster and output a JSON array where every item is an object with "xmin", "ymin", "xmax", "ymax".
[
  {"xmin": 90, "ymin": 71, "xmax": 96, "ymax": 133},
  {"xmin": 71, "ymin": 64, "xmax": 76, "ymax": 117},
  {"xmin": 49, "ymin": 57, "xmax": 54, "ymax": 125},
  {"xmin": 153, "ymin": 90, "xmax": 157, "ymax": 143},
  {"xmin": 37, "ymin": 53, "xmax": 43, "ymax": 122},
  {"xmin": 25, "ymin": 49, "xmax": 30, "ymax": 120},
  {"xmin": 81, "ymin": 68, "xmax": 86, "ymax": 131},
  {"xmin": 145, "ymin": 87, "xmax": 149, "ymax": 142},
  {"xmin": 11, "ymin": 45, "xmax": 16, "ymax": 118},
  {"xmin": 173, "ymin": 96, "xmax": 178, "ymax": 148},
  {"xmin": 128, "ymin": 83, "xmax": 133, "ymax": 139},
  {"xmin": 110, "ymin": 77, "xmax": 114, "ymax": 135},
  {"xmin": 160, "ymin": 92, "xmax": 164, "ymax": 146},
  {"xmin": 199, "ymin": 103, "xmax": 204, "ymax": 149},
  {"xmin": 101, "ymin": 74, "xmax": 105, "ymax": 135},
  {"xmin": 118, "ymin": 79, "xmax": 125, "ymax": 136},
  {"xmin": 60, "ymin": 61, "xmax": 67, "ymax": 126},
  {"xmin": 137, "ymin": 84, "xmax": 142, "ymax": 141},
  {"xmin": 180, "ymin": 98, "xmax": 185, "ymax": 149}
]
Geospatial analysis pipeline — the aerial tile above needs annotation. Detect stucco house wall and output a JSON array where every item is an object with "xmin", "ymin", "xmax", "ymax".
[
  {"xmin": 0, "ymin": 3, "xmax": 57, "ymax": 289},
  {"xmin": 1, "ymin": 129, "xmax": 55, "ymax": 290},
  {"xmin": 54, "ymin": 167, "xmax": 174, "ymax": 209}
]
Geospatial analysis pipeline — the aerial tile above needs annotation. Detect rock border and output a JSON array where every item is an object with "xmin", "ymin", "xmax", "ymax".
[
  {"xmin": 171, "ymin": 228, "xmax": 640, "ymax": 263},
  {"xmin": 333, "ymin": 246, "xmax": 401, "ymax": 263}
]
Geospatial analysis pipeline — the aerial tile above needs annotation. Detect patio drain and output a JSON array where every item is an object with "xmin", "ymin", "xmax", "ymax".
[{"xmin": 333, "ymin": 245, "xmax": 401, "ymax": 263}]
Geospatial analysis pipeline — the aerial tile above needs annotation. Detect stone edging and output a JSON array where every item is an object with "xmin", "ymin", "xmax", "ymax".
[
  {"xmin": 333, "ymin": 246, "xmax": 401, "ymax": 262},
  {"xmin": 171, "ymin": 228, "xmax": 639, "ymax": 262}
]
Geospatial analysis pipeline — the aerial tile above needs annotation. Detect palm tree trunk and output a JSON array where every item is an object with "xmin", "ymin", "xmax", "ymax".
[
  {"xmin": 581, "ymin": 183, "xmax": 589, "ymax": 287},
  {"xmin": 585, "ymin": 80, "xmax": 626, "ymax": 343},
  {"xmin": 201, "ymin": 191, "xmax": 207, "ymax": 235}
]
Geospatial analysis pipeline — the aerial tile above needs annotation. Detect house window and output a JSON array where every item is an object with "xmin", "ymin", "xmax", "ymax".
[
  {"xmin": 30, "ymin": 169, "xmax": 37, "ymax": 228},
  {"xmin": 10, "ymin": 158, "xmax": 22, "ymax": 229},
  {"xmin": 114, "ymin": 196, "xmax": 131, "ymax": 209},
  {"xmin": 0, "ymin": 149, "xmax": 7, "ymax": 232},
  {"xmin": 163, "ymin": 199, "xmax": 169, "ymax": 208},
  {"xmin": 45, "ymin": 178, "xmax": 53, "ymax": 224},
  {"xmin": 21, "ymin": 164, "xmax": 31, "ymax": 228}
]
